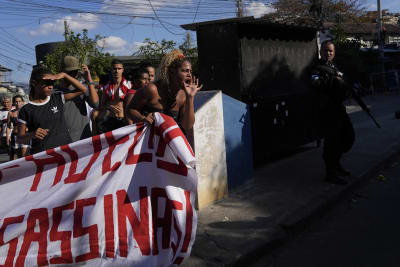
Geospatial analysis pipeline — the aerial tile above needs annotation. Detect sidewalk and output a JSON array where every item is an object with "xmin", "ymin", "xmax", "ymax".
[{"xmin": 183, "ymin": 94, "xmax": 400, "ymax": 267}]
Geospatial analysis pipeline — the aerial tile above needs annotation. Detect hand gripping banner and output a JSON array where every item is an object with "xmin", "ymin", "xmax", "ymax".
[{"xmin": 0, "ymin": 113, "xmax": 197, "ymax": 267}]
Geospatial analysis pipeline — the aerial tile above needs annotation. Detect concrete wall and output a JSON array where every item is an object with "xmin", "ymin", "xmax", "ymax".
[
  {"xmin": 222, "ymin": 94, "xmax": 253, "ymax": 189},
  {"xmin": 193, "ymin": 91, "xmax": 228, "ymax": 208},
  {"xmin": 193, "ymin": 91, "xmax": 254, "ymax": 208}
]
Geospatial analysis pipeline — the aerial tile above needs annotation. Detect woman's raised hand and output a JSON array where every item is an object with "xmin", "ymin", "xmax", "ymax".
[{"xmin": 183, "ymin": 76, "xmax": 203, "ymax": 98}]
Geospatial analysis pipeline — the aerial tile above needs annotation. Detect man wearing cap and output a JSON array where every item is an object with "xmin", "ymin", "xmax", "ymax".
[{"xmin": 56, "ymin": 56, "xmax": 99, "ymax": 142}]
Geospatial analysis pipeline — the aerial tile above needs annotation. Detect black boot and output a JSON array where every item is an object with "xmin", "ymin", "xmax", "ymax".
[
  {"xmin": 325, "ymin": 170, "xmax": 348, "ymax": 185},
  {"xmin": 336, "ymin": 163, "xmax": 351, "ymax": 176}
]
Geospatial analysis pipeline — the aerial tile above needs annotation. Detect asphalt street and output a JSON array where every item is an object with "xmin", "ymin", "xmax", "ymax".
[{"xmin": 250, "ymin": 152, "xmax": 400, "ymax": 267}]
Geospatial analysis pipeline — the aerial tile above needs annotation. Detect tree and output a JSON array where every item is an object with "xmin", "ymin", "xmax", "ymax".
[
  {"xmin": 134, "ymin": 34, "xmax": 199, "ymax": 75},
  {"xmin": 179, "ymin": 32, "xmax": 197, "ymax": 58},
  {"xmin": 133, "ymin": 38, "xmax": 176, "ymax": 65},
  {"xmin": 43, "ymin": 28, "xmax": 112, "ymax": 79},
  {"xmin": 179, "ymin": 32, "xmax": 198, "ymax": 75},
  {"xmin": 264, "ymin": 0, "xmax": 366, "ymax": 25}
]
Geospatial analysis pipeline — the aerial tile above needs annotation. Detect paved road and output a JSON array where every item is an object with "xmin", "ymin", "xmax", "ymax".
[{"xmin": 250, "ymin": 153, "xmax": 400, "ymax": 267}]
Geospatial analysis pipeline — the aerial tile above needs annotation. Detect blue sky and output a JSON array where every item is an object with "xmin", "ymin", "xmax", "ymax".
[{"xmin": 0, "ymin": 0, "xmax": 398, "ymax": 84}]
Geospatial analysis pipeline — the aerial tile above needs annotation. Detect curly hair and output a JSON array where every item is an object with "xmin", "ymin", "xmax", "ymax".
[{"xmin": 158, "ymin": 49, "xmax": 189, "ymax": 86}]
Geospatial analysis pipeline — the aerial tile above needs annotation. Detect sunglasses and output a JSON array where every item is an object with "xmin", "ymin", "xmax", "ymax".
[{"xmin": 41, "ymin": 79, "xmax": 55, "ymax": 87}]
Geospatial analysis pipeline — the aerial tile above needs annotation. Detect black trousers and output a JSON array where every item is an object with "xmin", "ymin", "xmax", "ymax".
[{"xmin": 322, "ymin": 111, "xmax": 355, "ymax": 171}]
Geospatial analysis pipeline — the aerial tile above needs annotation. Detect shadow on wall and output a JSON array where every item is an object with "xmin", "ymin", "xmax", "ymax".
[
  {"xmin": 222, "ymin": 94, "xmax": 254, "ymax": 190},
  {"xmin": 244, "ymin": 55, "xmax": 318, "ymax": 167}
]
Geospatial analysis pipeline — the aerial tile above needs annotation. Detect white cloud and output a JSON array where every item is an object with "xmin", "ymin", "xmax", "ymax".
[
  {"xmin": 97, "ymin": 36, "xmax": 145, "ymax": 55},
  {"xmin": 247, "ymin": 2, "xmax": 276, "ymax": 18},
  {"xmin": 98, "ymin": 36, "xmax": 127, "ymax": 54},
  {"xmin": 29, "ymin": 13, "xmax": 100, "ymax": 36},
  {"xmin": 130, "ymin": 41, "xmax": 146, "ymax": 53},
  {"xmin": 365, "ymin": 3, "xmax": 377, "ymax": 10},
  {"xmin": 101, "ymin": 0, "xmax": 191, "ymax": 16}
]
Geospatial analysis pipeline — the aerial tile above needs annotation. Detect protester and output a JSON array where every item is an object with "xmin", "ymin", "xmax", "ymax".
[
  {"xmin": 56, "ymin": 56, "xmax": 99, "ymax": 142},
  {"xmin": 96, "ymin": 59, "xmax": 132, "ymax": 133},
  {"xmin": 140, "ymin": 61, "xmax": 156, "ymax": 82},
  {"xmin": 127, "ymin": 49, "xmax": 202, "ymax": 134},
  {"xmin": 123, "ymin": 68, "xmax": 150, "ymax": 124},
  {"xmin": 7, "ymin": 95, "xmax": 28, "ymax": 159},
  {"xmin": 0, "ymin": 97, "xmax": 12, "ymax": 151},
  {"xmin": 311, "ymin": 40, "xmax": 355, "ymax": 185},
  {"xmin": 17, "ymin": 67, "xmax": 89, "ymax": 154}
]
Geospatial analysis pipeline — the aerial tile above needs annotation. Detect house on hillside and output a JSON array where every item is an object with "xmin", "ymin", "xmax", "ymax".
[
  {"xmin": 323, "ymin": 22, "xmax": 400, "ymax": 48},
  {"xmin": 0, "ymin": 66, "xmax": 12, "ymax": 85},
  {"xmin": 0, "ymin": 66, "xmax": 27, "ymax": 100}
]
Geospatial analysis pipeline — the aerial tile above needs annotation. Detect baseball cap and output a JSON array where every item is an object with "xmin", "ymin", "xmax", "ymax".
[{"xmin": 62, "ymin": 56, "xmax": 80, "ymax": 72}]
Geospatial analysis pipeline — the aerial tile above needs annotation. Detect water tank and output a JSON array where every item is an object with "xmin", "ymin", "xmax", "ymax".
[{"xmin": 35, "ymin": 41, "xmax": 64, "ymax": 65}]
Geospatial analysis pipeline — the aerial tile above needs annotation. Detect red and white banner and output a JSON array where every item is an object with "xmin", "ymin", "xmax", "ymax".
[{"xmin": 0, "ymin": 113, "xmax": 197, "ymax": 267}]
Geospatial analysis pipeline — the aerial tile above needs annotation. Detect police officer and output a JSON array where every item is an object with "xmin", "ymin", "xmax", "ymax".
[{"xmin": 311, "ymin": 40, "xmax": 355, "ymax": 185}]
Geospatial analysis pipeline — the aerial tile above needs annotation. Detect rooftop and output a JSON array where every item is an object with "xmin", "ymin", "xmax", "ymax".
[
  {"xmin": 181, "ymin": 16, "xmax": 319, "ymax": 31},
  {"xmin": 0, "ymin": 66, "xmax": 12, "ymax": 72}
]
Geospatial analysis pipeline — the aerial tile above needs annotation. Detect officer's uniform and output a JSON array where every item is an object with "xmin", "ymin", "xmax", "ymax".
[{"xmin": 311, "ymin": 59, "xmax": 355, "ymax": 182}]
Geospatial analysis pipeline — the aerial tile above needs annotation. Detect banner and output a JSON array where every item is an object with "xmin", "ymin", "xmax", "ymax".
[{"xmin": 0, "ymin": 113, "xmax": 197, "ymax": 267}]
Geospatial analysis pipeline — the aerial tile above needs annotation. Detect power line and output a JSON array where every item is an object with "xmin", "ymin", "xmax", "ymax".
[
  {"xmin": 146, "ymin": 0, "xmax": 185, "ymax": 35},
  {"xmin": 193, "ymin": 0, "xmax": 202, "ymax": 22},
  {"xmin": 0, "ymin": 52, "xmax": 34, "ymax": 66}
]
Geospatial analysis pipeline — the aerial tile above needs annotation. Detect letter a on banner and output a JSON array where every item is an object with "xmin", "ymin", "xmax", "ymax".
[{"xmin": 0, "ymin": 113, "xmax": 198, "ymax": 266}]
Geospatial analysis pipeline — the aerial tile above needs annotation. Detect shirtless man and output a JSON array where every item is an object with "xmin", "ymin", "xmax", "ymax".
[{"xmin": 96, "ymin": 59, "xmax": 132, "ymax": 133}]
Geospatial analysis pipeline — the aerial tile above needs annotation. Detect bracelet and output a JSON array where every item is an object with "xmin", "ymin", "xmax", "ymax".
[{"xmin": 87, "ymin": 81, "xmax": 95, "ymax": 85}]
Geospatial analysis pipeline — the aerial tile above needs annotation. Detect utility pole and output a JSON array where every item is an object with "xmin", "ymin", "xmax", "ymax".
[
  {"xmin": 236, "ymin": 0, "xmax": 244, "ymax": 17},
  {"xmin": 64, "ymin": 20, "xmax": 69, "ymax": 41},
  {"xmin": 377, "ymin": 0, "xmax": 385, "ymax": 71}
]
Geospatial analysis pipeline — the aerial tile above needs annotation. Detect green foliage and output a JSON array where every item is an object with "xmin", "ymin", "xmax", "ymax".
[
  {"xmin": 134, "ymin": 38, "xmax": 176, "ymax": 65},
  {"xmin": 331, "ymin": 31, "xmax": 371, "ymax": 87},
  {"xmin": 330, "ymin": 23, "xmax": 347, "ymax": 43},
  {"xmin": 179, "ymin": 32, "xmax": 197, "ymax": 58},
  {"xmin": 43, "ymin": 28, "xmax": 112, "ymax": 79},
  {"xmin": 134, "ymin": 32, "xmax": 199, "ymax": 75},
  {"xmin": 179, "ymin": 32, "xmax": 198, "ymax": 75},
  {"xmin": 268, "ymin": 0, "xmax": 366, "ymax": 24}
]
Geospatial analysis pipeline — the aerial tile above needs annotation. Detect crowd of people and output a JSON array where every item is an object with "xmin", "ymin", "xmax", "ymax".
[{"xmin": 0, "ymin": 49, "xmax": 202, "ymax": 160}]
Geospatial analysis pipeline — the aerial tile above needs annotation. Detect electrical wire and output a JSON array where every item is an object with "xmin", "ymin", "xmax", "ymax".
[
  {"xmin": 193, "ymin": 0, "xmax": 202, "ymax": 22},
  {"xmin": 146, "ymin": 0, "xmax": 185, "ymax": 35},
  {"xmin": 0, "ymin": 0, "xmax": 262, "ymax": 73}
]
